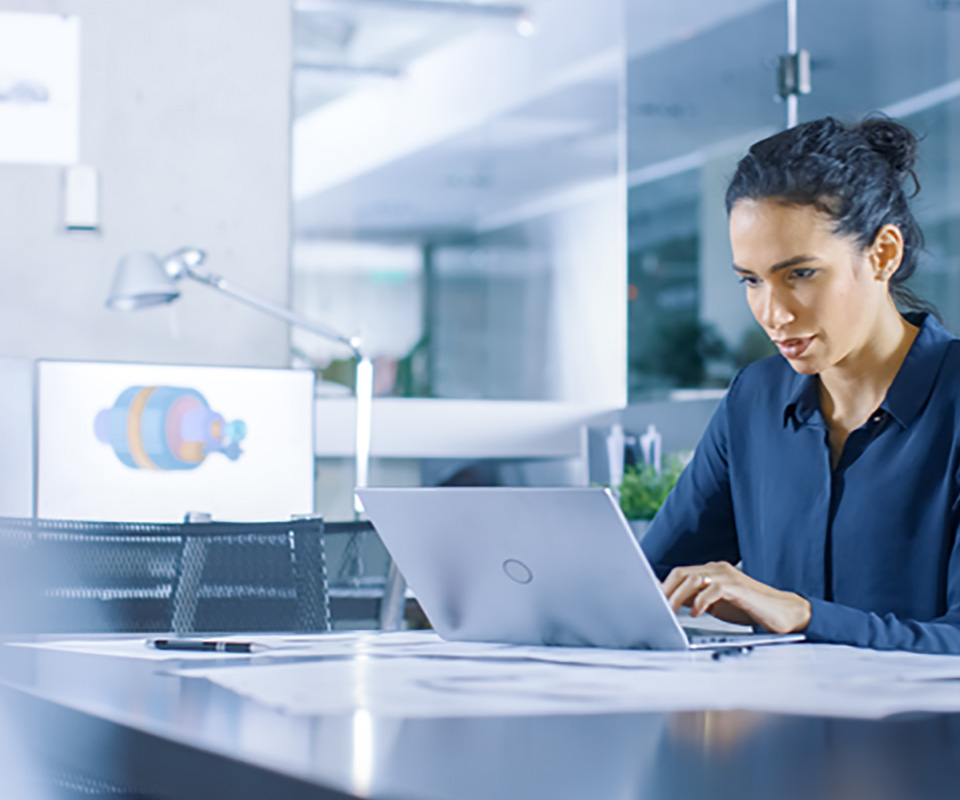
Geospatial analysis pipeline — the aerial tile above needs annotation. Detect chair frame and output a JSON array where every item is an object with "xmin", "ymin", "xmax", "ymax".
[{"xmin": 0, "ymin": 516, "xmax": 330, "ymax": 634}]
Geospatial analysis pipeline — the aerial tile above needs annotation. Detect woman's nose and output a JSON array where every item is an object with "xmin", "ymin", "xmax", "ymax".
[{"xmin": 757, "ymin": 287, "xmax": 796, "ymax": 330}]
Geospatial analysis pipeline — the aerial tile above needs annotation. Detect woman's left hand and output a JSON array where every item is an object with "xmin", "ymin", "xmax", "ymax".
[{"xmin": 662, "ymin": 561, "xmax": 811, "ymax": 634}]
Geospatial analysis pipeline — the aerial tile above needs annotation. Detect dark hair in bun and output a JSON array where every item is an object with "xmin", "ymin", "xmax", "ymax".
[
  {"xmin": 725, "ymin": 116, "xmax": 929, "ymax": 314},
  {"xmin": 859, "ymin": 117, "xmax": 918, "ymax": 179}
]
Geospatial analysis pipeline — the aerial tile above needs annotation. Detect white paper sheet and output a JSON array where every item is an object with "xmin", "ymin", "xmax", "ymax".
[
  {"xmin": 10, "ymin": 633, "xmax": 368, "ymax": 661},
  {"xmin": 172, "ymin": 631, "xmax": 960, "ymax": 720}
]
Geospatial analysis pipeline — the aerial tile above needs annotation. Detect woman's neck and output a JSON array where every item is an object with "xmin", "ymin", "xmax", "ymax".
[{"xmin": 818, "ymin": 303, "xmax": 919, "ymax": 429}]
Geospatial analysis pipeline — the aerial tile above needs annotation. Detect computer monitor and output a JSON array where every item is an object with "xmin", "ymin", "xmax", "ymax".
[{"xmin": 35, "ymin": 360, "xmax": 315, "ymax": 522}]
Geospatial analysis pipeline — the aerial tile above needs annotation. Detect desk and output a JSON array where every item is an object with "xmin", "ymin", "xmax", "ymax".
[{"xmin": 2, "ymin": 634, "xmax": 960, "ymax": 800}]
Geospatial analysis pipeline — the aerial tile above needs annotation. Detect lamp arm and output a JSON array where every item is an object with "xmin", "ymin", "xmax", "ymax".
[
  {"xmin": 185, "ymin": 261, "xmax": 373, "ymax": 499},
  {"xmin": 164, "ymin": 252, "xmax": 373, "ymax": 514},
  {"xmin": 184, "ymin": 263, "xmax": 363, "ymax": 359}
]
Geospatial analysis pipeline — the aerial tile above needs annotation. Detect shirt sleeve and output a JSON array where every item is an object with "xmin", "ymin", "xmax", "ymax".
[
  {"xmin": 802, "ymin": 601, "xmax": 960, "ymax": 654},
  {"xmin": 641, "ymin": 380, "xmax": 741, "ymax": 581},
  {"xmin": 802, "ymin": 521, "xmax": 960, "ymax": 654}
]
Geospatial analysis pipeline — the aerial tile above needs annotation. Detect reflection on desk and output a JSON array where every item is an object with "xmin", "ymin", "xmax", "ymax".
[{"xmin": 3, "ymin": 633, "xmax": 960, "ymax": 800}]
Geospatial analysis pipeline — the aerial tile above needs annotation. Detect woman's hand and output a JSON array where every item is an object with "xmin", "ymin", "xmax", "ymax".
[{"xmin": 662, "ymin": 561, "xmax": 811, "ymax": 634}]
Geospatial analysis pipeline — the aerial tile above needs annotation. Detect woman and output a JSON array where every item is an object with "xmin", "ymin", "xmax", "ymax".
[{"xmin": 641, "ymin": 116, "xmax": 960, "ymax": 654}]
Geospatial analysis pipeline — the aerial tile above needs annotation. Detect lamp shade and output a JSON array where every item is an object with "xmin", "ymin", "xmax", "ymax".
[{"xmin": 106, "ymin": 252, "xmax": 180, "ymax": 310}]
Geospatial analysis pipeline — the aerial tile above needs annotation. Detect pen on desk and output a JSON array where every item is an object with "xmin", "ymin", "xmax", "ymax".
[
  {"xmin": 148, "ymin": 638, "xmax": 263, "ymax": 653},
  {"xmin": 711, "ymin": 645, "xmax": 753, "ymax": 661}
]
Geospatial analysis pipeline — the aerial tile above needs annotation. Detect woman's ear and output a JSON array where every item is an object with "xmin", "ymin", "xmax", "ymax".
[{"xmin": 869, "ymin": 224, "xmax": 905, "ymax": 281}]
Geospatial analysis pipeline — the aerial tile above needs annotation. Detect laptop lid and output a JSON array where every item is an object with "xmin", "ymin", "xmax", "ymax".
[{"xmin": 356, "ymin": 486, "xmax": 692, "ymax": 650}]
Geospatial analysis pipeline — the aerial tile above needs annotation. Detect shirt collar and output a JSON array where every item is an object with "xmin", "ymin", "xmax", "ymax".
[
  {"xmin": 783, "ymin": 372, "xmax": 819, "ymax": 428},
  {"xmin": 782, "ymin": 312, "xmax": 954, "ymax": 429}
]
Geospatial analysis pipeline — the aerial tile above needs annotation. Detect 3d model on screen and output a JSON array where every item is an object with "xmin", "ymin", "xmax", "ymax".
[{"xmin": 94, "ymin": 386, "xmax": 247, "ymax": 470}]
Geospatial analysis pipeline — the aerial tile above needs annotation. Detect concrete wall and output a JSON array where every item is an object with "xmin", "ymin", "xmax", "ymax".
[
  {"xmin": 426, "ymin": 183, "xmax": 627, "ymax": 406},
  {"xmin": 0, "ymin": 0, "xmax": 292, "ymax": 367},
  {"xmin": 544, "ymin": 188, "xmax": 627, "ymax": 406}
]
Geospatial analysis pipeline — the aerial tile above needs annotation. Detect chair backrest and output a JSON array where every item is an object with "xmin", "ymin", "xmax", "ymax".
[{"xmin": 0, "ymin": 516, "xmax": 329, "ymax": 634}]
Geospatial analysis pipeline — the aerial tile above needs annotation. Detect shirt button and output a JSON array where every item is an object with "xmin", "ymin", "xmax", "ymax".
[{"xmin": 871, "ymin": 413, "xmax": 883, "ymax": 424}]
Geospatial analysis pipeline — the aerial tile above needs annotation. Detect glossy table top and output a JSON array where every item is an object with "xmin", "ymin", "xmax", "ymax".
[{"xmin": 3, "ymin": 634, "xmax": 960, "ymax": 800}]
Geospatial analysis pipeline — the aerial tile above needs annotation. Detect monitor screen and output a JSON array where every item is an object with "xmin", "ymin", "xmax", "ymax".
[{"xmin": 36, "ymin": 360, "xmax": 315, "ymax": 522}]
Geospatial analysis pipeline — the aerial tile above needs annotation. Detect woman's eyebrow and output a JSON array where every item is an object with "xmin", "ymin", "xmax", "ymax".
[{"xmin": 732, "ymin": 255, "xmax": 819, "ymax": 275}]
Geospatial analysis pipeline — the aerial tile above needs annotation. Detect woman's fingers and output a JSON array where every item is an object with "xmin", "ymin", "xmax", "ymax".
[
  {"xmin": 661, "ymin": 563, "xmax": 811, "ymax": 633},
  {"xmin": 690, "ymin": 580, "xmax": 729, "ymax": 618},
  {"xmin": 661, "ymin": 567, "xmax": 689, "ymax": 598},
  {"xmin": 666, "ymin": 572, "xmax": 711, "ymax": 613},
  {"xmin": 663, "ymin": 565, "xmax": 714, "ymax": 595}
]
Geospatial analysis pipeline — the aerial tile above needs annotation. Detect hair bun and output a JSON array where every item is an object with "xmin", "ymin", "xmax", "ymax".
[{"xmin": 858, "ymin": 117, "xmax": 917, "ymax": 178}]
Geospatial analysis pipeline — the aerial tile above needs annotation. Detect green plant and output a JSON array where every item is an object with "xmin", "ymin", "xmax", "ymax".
[{"xmin": 618, "ymin": 455, "xmax": 686, "ymax": 520}]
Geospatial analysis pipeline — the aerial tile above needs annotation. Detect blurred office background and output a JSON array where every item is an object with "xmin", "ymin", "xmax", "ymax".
[
  {"xmin": 3, "ymin": 0, "xmax": 960, "ymax": 518},
  {"xmin": 291, "ymin": 0, "xmax": 960, "ymax": 515},
  {"xmin": 5, "ymin": 3, "xmax": 960, "ymax": 793}
]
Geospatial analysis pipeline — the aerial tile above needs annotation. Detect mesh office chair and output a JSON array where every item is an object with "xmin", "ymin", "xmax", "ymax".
[
  {"xmin": 0, "ymin": 516, "xmax": 330, "ymax": 634},
  {"xmin": 0, "ymin": 516, "xmax": 331, "ymax": 799}
]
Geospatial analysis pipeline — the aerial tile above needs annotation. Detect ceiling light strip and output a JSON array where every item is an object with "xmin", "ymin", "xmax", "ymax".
[
  {"xmin": 294, "ymin": 0, "xmax": 526, "ymax": 19},
  {"xmin": 881, "ymin": 75, "xmax": 960, "ymax": 120},
  {"xmin": 294, "ymin": 62, "xmax": 403, "ymax": 79}
]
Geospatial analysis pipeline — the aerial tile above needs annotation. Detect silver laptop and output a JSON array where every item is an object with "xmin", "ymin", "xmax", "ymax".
[{"xmin": 356, "ymin": 487, "xmax": 804, "ymax": 651}]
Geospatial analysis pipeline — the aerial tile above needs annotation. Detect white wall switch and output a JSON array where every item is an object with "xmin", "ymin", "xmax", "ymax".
[{"xmin": 63, "ymin": 164, "xmax": 99, "ymax": 232}]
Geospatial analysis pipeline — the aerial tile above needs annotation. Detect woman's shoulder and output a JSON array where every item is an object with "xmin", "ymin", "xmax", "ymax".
[
  {"xmin": 932, "ymin": 338, "xmax": 960, "ymax": 399},
  {"xmin": 918, "ymin": 314, "xmax": 960, "ymax": 389},
  {"xmin": 938, "ymin": 336, "xmax": 960, "ymax": 371},
  {"xmin": 893, "ymin": 319, "xmax": 960, "ymax": 429}
]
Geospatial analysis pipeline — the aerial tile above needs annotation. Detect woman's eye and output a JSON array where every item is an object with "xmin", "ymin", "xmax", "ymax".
[
  {"xmin": 791, "ymin": 268, "xmax": 817, "ymax": 280},
  {"xmin": 738, "ymin": 275, "xmax": 760, "ymax": 287}
]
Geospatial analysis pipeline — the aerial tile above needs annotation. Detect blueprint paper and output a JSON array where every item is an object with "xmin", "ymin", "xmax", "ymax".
[{"xmin": 173, "ymin": 631, "xmax": 960, "ymax": 720}]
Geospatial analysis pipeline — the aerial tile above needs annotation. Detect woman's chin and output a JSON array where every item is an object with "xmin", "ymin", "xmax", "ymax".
[{"xmin": 783, "ymin": 354, "xmax": 823, "ymax": 375}]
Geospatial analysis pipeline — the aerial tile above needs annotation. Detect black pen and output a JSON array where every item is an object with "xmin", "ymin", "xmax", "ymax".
[
  {"xmin": 711, "ymin": 645, "xmax": 753, "ymax": 661},
  {"xmin": 148, "ymin": 638, "xmax": 263, "ymax": 653}
]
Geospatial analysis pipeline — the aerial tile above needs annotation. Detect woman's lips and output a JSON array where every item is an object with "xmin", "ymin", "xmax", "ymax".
[{"xmin": 775, "ymin": 336, "xmax": 814, "ymax": 359}]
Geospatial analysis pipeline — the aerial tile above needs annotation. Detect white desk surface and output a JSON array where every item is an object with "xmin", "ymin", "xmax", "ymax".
[{"xmin": 6, "ymin": 631, "xmax": 960, "ymax": 800}]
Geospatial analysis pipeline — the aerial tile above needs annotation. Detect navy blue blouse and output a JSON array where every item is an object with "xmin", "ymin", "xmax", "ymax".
[{"xmin": 642, "ymin": 313, "xmax": 960, "ymax": 654}]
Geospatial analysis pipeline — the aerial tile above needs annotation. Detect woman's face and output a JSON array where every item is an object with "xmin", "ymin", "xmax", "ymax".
[{"xmin": 728, "ymin": 198, "xmax": 894, "ymax": 375}]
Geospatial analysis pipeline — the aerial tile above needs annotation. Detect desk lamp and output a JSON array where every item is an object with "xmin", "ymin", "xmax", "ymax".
[{"xmin": 105, "ymin": 248, "xmax": 373, "ymax": 510}]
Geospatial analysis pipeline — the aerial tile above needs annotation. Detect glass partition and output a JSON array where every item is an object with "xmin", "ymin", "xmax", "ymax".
[
  {"xmin": 626, "ymin": 0, "xmax": 960, "ymax": 400},
  {"xmin": 796, "ymin": 0, "xmax": 960, "ymax": 335},
  {"xmin": 625, "ymin": 1, "xmax": 785, "ymax": 399}
]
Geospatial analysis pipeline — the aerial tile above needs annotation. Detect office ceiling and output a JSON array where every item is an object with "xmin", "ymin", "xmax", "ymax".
[
  {"xmin": 292, "ymin": 0, "xmax": 617, "ymax": 242},
  {"xmin": 292, "ymin": 0, "xmax": 960, "ymax": 243},
  {"xmin": 294, "ymin": 76, "xmax": 619, "ymax": 240},
  {"xmin": 293, "ymin": 0, "xmax": 523, "ymax": 116}
]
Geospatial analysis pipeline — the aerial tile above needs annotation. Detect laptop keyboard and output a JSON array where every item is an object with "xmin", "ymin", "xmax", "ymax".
[{"xmin": 682, "ymin": 627, "xmax": 753, "ymax": 644}]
